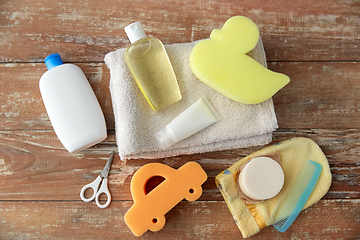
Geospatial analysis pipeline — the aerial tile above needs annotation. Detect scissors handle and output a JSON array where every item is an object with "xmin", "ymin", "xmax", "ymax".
[
  {"xmin": 80, "ymin": 175, "xmax": 102, "ymax": 202},
  {"xmin": 95, "ymin": 178, "xmax": 111, "ymax": 209}
]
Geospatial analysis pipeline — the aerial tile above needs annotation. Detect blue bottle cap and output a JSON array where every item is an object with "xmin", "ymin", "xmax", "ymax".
[{"xmin": 44, "ymin": 53, "xmax": 63, "ymax": 70}]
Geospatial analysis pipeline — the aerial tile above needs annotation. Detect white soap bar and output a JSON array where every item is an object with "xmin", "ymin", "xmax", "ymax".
[{"xmin": 238, "ymin": 157, "xmax": 284, "ymax": 200}]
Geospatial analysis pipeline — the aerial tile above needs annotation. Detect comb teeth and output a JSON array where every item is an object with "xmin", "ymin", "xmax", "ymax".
[
  {"xmin": 274, "ymin": 218, "xmax": 288, "ymax": 228},
  {"xmin": 273, "ymin": 160, "xmax": 322, "ymax": 232}
]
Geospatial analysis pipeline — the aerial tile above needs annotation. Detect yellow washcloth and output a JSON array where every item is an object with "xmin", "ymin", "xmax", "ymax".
[
  {"xmin": 215, "ymin": 137, "xmax": 332, "ymax": 238},
  {"xmin": 190, "ymin": 16, "xmax": 290, "ymax": 104}
]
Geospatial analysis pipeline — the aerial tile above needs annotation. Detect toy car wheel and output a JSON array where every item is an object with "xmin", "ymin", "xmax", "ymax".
[
  {"xmin": 184, "ymin": 186, "xmax": 202, "ymax": 201},
  {"xmin": 149, "ymin": 214, "xmax": 166, "ymax": 232}
]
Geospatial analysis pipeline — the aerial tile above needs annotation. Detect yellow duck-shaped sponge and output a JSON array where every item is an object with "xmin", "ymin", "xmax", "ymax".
[{"xmin": 189, "ymin": 16, "xmax": 290, "ymax": 105}]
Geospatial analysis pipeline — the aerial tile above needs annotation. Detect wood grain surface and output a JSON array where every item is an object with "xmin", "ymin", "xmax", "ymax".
[{"xmin": 1, "ymin": 0, "xmax": 359, "ymax": 239}]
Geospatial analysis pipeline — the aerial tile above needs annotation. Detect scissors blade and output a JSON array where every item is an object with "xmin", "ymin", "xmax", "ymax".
[{"xmin": 100, "ymin": 151, "xmax": 114, "ymax": 179}]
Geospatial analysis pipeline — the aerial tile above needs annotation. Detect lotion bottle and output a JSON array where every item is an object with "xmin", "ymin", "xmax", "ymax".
[
  {"xmin": 155, "ymin": 98, "xmax": 220, "ymax": 149},
  {"xmin": 124, "ymin": 22, "xmax": 182, "ymax": 111},
  {"xmin": 39, "ymin": 54, "xmax": 107, "ymax": 153}
]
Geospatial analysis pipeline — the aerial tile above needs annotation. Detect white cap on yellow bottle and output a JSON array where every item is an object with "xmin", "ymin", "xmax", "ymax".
[{"xmin": 124, "ymin": 21, "xmax": 147, "ymax": 44}]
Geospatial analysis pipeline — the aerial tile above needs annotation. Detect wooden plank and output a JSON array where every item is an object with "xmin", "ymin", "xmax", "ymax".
[
  {"xmin": 0, "ymin": 63, "xmax": 114, "ymax": 130},
  {"xmin": 1, "ymin": 62, "xmax": 359, "ymax": 131},
  {"xmin": 1, "ymin": 0, "xmax": 359, "ymax": 63},
  {"xmin": 0, "ymin": 130, "xmax": 359, "ymax": 201},
  {"xmin": 273, "ymin": 62, "xmax": 360, "ymax": 129},
  {"xmin": 0, "ymin": 200, "xmax": 358, "ymax": 239}
]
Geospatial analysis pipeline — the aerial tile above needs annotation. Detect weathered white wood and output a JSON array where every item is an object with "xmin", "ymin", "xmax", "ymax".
[
  {"xmin": 1, "ymin": 0, "xmax": 359, "ymax": 62},
  {"xmin": 1, "ymin": 62, "xmax": 360, "ymax": 130},
  {"xmin": 0, "ymin": 130, "xmax": 359, "ymax": 201},
  {"xmin": 0, "ymin": 200, "xmax": 358, "ymax": 239}
]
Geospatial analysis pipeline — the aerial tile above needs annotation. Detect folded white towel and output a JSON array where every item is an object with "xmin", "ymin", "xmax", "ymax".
[{"xmin": 105, "ymin": 41, "xmax": 278, "ymax": 159}]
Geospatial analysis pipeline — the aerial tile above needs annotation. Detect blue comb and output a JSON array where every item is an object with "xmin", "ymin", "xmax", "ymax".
[{"xmin": 273, "ymin": 160, "xmax": 322, "ymax": 232}]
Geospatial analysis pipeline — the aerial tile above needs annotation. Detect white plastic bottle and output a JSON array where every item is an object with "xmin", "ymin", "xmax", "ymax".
[
  {"xmin": 124, "ymin": 22, "xmax": 182, "ymax": 111},
  {"xmin": 39, "ymin": 54, "xmax": 107, "ymax": 153}
]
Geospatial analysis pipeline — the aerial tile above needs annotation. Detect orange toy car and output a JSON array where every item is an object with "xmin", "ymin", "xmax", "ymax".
[{"xmin": 124, "ymin": 161, "xmax": 208, "ymax": 236}]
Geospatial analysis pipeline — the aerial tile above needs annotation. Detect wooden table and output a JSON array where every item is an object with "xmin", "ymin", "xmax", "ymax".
[{"xmin": 1, "ymin": 0, "xmax": 359, "ymax": 239}]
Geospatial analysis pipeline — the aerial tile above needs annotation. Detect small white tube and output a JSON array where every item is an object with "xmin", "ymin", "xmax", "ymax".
[{"xmin": 155, "ymin": 97, "xmax": 220, "ymax": 149}]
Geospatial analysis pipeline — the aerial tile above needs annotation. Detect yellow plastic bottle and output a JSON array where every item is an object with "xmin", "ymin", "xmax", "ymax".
[{"xmin": 124, "ymin": 22, "xmax": 182, "ymax": 111}]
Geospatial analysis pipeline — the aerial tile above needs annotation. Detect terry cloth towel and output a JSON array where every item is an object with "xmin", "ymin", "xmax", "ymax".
[
  {"xmin": 215, "ymin": 137, "xmax": 332, "ymax": 238},
  {"xmin": 105, "ymin": 40, "xmax": 278, "ymax": 159}
]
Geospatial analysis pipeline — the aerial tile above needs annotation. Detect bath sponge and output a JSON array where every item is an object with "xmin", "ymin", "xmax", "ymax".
[
  {"xmin": 124, "ymin": 162, "xmax": 207, "ymax": 236},
  {"xmin": 189, "ymin": 16, "xmax": 290, "ymax": 104}
]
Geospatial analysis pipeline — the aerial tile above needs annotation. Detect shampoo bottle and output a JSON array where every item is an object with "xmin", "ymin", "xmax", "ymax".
[
  {"xmin": 39, "ymin": 54, "xmax": 107, "ymax": 153},
  {"xmin": 124, "ymin": 22, "xmax": 182, "ymax": 111}
]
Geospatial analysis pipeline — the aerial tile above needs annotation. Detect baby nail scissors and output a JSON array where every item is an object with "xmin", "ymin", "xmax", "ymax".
[{"xmin": 80, "ymin": 151, "xmax": 114, "ymax": 208}]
